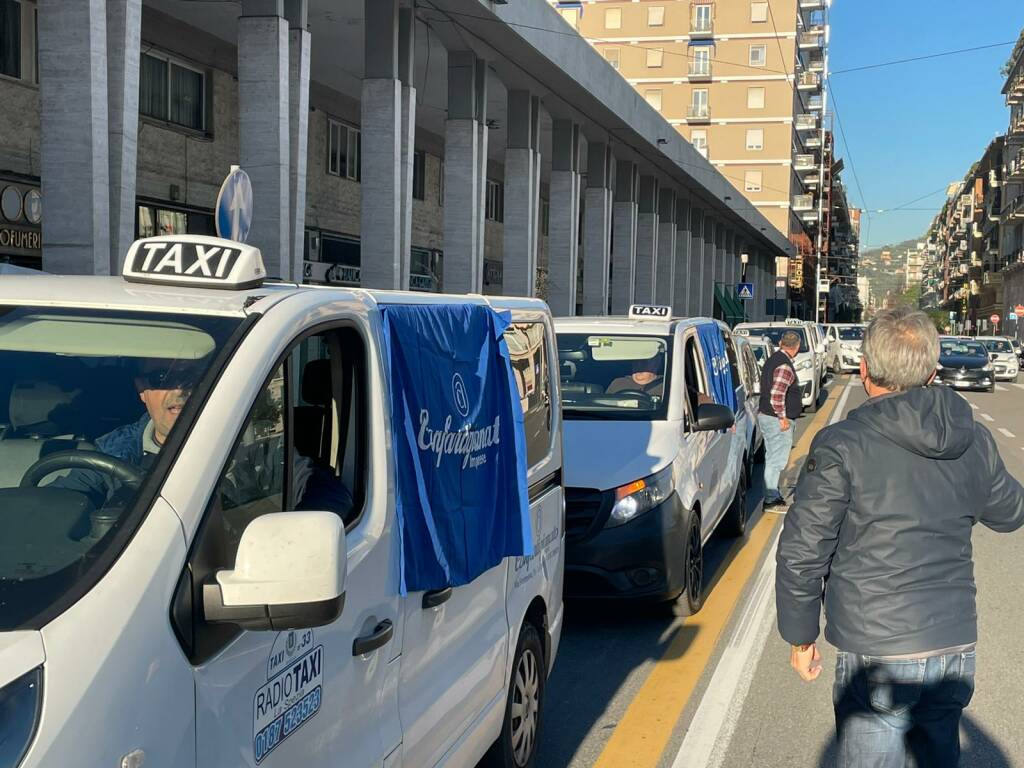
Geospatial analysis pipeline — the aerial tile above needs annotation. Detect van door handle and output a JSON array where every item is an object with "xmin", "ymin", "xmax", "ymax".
[
  {"xmin": 422, "ymin": 587, "xmax": 453, "ymax": 609},
  {"xmin": 352, "ymin": 619, "xmax": 394, "ymax": 656}
]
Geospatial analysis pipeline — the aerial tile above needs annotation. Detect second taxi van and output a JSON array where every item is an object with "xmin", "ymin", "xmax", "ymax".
[
  {"xmin": 555, "ymin": 306, "xmax": 749, "ymax": 614},
  {"xmin": 0, "ymin": 235, "xmax": 564, "ymax": 768},
  {"xmin": 734, "ymin": 319, "xmax": 820, "ymax": 412}
]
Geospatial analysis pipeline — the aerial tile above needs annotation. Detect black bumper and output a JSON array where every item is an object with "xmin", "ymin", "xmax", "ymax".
[
  {"xmin": 563, "ymin": 489, "xmax": 687, "ymax": 601},
  {"xmin": 936, "ymin": 370, "xmax": 992, "ymax": 390}
]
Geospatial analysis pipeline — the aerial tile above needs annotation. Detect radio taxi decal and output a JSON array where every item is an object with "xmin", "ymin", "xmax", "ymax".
[{"xmin": 253, "ymin": 630, "xmax": 324, "ymax": 763}]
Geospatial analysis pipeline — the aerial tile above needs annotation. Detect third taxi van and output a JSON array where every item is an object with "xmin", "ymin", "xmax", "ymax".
[
  {"xmin": 0, "ymin": 234, "xmax": 564, "ymax": 768},
  {"xmin": 554, "ymin": 306, "xmax": 749, "ymax": 615}
]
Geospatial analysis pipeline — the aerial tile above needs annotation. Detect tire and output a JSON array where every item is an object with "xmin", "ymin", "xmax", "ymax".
[
  {"xmin": 720, "ymin": 464, "xmax": 748, "ymax": 539},
  {"xmin": 484, "ymin": 621, "xmax": 546, "ymax": 768},
  {"xmin": 676, "ymin": 509, "xmax": 704, "ymax": 616},
  {"xmin": 807, "ymin": 382, "xmax": 819, "ymax": 413}
]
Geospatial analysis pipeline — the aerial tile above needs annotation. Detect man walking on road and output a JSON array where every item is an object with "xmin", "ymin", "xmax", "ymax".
[
  {"xmin": 776, "ymin": 308, "xmax": 1024, "ymax": 767},
  {"xmin": 757, "ymin": 331, "xmax": 802, "ymax": 511}
]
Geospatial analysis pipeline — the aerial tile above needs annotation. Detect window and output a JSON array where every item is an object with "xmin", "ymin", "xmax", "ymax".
[
  {"xmin": 486, "ymin": 178, "xmax": 504, "ymax": 223},
  {"xmin": 412, "ymin": 150, "xmax": 426, "ymax": 201},
  {"xmin": 690, "ymin": 88, "xmax": 709, "ymax": 117},
  {"xmin": 0, "ymin": 0, "xmax": 34, "ymax": 82},
  {"xmin": 644, "ymin": 89, "xmax": 663, "ymax": 111},
  {"xmin": 604, "ymin": 7, "xmax": 621, "ymax": 29},
  {"xmin": 604, "ymin": 47, "xmax": 620, "ymax": 70},
  {"xmin": 722, "ymin": 331, "xmax": 741, "ymax": 398},
  {"xmin": 747, "ymin": 86, "xmax": 766, "ymax": 109},
  {"xmin": 647, "ymin": 5, "xmax": 665, "ymax": 26},
  {"xmin": 692, "ymin": 3, "xmax": 712, "ymax": 33},
  {"xmin": 750, "ymin": 1, "xmax": 769, "ymax": 22},
  {"xmin": 540, "ymin": 199, "xmax": 550, "ymax": 237},
  {"xmin": 139, "ymin": 51, "xmax": 206, "ymax": 131},
  {"xmin": 504, "ymin": 323, "xmax": 552, "ymax": 468},
  {"xmin": 559, "ymin": 7, "xmax": 580, "ymax": 28},
  {"xmin": 691, "ymin": 130, "xmax": 708, "ymax": 158},
  {"xmin": 691, "ymin": 47, "xmax": 711, "ymax": 76},
  {"xmin": 744, "ymin": 170, "xmax": 763, "ymax": 192},
  {"xmin": 646, "ymin": 47, "xmax": 664, "ymax": 68},
  {"xmin": 683, "ymin": 336, "xmax": 709, "ymax": 425},
  {"xmin": 181, "ymin": 326, "xmax": 367, "ymax": 661},
  {"xmin": 746, "ymin": 128, "xmax": 764, "ymax": 151},
  {"xmin": 137, "ymin": 204, "xmax": 215, "ymax": 238},
  {"xmin": 749, "ymin": 45, "xmax": 767, "ymax": 67},
  {"xmin": 327, "ymin": 118, "xmax": 361, "ymax": 181}
]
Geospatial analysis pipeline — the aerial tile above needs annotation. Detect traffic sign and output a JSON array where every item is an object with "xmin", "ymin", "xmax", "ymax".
[
  {"xmin": 736, "ymin": 282, "xmax": 754, "ymax": 301},
  {"xmin": 1009, "ymin": 313, "xmax": 1018, "ymax": 321},
  {"xmin": 1016, "ymin": 304, "xmax": 1024, "ymax": 315},
  {"xmin": 215, "ymin": 166, "xmax": 254, "ymax": 243},
  {"xmin": 990, "ymin": 313, "xmax": 1000, "ymax": 326}
]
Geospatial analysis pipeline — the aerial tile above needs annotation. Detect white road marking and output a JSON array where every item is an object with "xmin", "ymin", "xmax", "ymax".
[
  {"xmin": 829, "ymin": 380, "xmax": 854, "ymax": 426},
  {"xmin": 980, "ymin": 413, "xmax": 995, "ymax": 423},
  {"xmin": 672, "ymin": 531, "xmax": 782, "ymax": 768},
  {"xmin": 999, "ymin": 428, "xmax": 1016, "ymax": 439},
  {"xmin": 996, "ymin": 385, "xmax": 1008, "ymax": 392},
  {"xmin": 968, "ymin": 402, "xmax": 979, "ymax": 410}
]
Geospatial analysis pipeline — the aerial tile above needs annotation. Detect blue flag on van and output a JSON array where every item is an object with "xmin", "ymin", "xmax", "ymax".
[
  {"xmin": 380, "ymin": 303, "xmax": 533, "ymax": 594},
  {"xmin": 696, "ymin": 322, "xmax": 738, "ymax": 413}
]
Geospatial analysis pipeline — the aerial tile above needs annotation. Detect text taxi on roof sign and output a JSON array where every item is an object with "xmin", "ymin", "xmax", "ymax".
[
  {"xmin": 0, "ymin": 233, "xmax": 565, "ymax": 768},
  {"xmin": 554, "ymin": 306, "xmax": 750, "ymax": 615}
]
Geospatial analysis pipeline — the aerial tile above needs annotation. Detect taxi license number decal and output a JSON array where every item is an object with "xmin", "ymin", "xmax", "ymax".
[{"xmin": 253, "ymin": 644, "xmax": 324, "ymax": 763}]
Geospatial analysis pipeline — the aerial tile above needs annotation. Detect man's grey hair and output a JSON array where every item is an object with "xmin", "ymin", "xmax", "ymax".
[
  {"xmin": 862, "ymin": 307, "xmax": 939, "ymax": 391},
  {"xmin": 780, "ymin": 331, "xmax": 801, "ymax": 350}
]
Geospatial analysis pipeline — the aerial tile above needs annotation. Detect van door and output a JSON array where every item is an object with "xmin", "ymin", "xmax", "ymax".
[{"xmin": 184, "ymin": 326, "xmax": 402, "ymax": 768}]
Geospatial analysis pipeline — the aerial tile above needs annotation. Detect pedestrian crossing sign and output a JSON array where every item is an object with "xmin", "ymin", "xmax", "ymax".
[{"xmin": 736, "ymin": 282, "xmax": 754, "ymax": 301}]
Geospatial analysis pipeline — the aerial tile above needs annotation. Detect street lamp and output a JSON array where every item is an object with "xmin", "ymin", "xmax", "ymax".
[{"xmin": 740, "ymin": 252, "xmax": 748, "ymax": 282}]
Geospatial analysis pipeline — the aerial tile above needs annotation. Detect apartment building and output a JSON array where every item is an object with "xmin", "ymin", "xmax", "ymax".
[{"xmin": 557, "ymin": 0, "xmax": 828, "ymax": 250}]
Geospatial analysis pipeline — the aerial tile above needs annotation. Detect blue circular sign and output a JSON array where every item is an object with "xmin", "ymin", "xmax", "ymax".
[{"xmin": 215, "ymin": 167, "xmax": 254, "ymax": 243}]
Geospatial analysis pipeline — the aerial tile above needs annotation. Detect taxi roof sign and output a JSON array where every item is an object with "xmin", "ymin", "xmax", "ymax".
[
  {"xmin": 628, "ymin": 304, "xmax": 672, "ymax": 320},
  {"xmin": 123, "ymin": 235, "xmax": 266, "ymax": 290}
]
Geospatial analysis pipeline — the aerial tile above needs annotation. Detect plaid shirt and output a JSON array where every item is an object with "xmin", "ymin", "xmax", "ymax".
[{"xmin": 770, "ymin": 364, "xmax": 797, "ymax": 418}]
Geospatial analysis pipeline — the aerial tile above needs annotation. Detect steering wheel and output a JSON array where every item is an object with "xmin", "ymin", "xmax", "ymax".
[
  {"xmin": 613, "ymin": 388, "xmax": 657, "ymax": 405},
  {"xmin": 20, "ymin": 450, "xmax": 145, "ymax": 490}
]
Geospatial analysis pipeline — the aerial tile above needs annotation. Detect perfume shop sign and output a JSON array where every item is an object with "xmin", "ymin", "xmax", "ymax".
[{"xmin": 0, "ymin": 226, "xmax": 41, "ymax": 256}]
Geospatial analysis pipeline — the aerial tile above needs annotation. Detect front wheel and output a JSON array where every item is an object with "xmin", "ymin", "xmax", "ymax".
[
  {"xmin": 484, "ymin": 622, "xmax": 546, "ymax": 768},
  {"xmin": 720, "ymin": 465, "xmax": 748, "ymax": 539}
]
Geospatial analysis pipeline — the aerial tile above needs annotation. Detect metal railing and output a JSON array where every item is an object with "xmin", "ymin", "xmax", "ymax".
[
  {"xmin": 797, "ymin": 72, "xmax": 820, "ymax": 89},
  {"xmin": 795, "ymin": 114, "xmax": 818, "ymax": 130},
  {"xmin": 690, "ymin": 18, "xmax": 713, "ymax": 35},
  {"xmin": 688, "ymin": 61, "xmax": 711, "ymax": 78},
  {"xmin": 794, "ymin": 153, "xmax": 817, "ymax": 170},
  {"xmin": 798, "ymin": 29, "xmax": 824, "ymax": 48},
  {"xmin": 687, "ymin": 104, "xmax": 710, "ymax": 119},
  {"xmin": 793, "ymin": 194, "xmax": 815, "ymax": 211}
]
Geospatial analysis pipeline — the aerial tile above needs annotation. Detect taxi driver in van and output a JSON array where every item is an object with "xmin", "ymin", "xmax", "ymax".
[{"xmin": 607, "ymin": 355, "xmax": 666, "ymax": 397}]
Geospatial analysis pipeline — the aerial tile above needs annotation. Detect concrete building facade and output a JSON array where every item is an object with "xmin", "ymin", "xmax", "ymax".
[{"xmin": 0, "ymin": 0, "xmax": 791, "ymax": 320}]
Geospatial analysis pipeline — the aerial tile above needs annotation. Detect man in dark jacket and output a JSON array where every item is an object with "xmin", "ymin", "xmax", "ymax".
[
  {"xmin": 757, "ymin": 331, "xmax": 802, "ymax": 510},
  {"xmin": 776, "ymin": 307, "xmax": 1024, "ymax": 767}
]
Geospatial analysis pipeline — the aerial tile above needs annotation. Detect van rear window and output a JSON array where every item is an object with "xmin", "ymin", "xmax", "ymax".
[{"xmin": 739, "ymin": 327, "xmax": 809, "ymax": 353}]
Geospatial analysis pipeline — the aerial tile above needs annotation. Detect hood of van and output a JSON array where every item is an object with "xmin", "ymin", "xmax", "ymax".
[
  {"xmin": 562, "ymin": 419, "xmax": 678, "ymax": 492},
  {"xmin": 0, "ymin": 631, "xmax": 44, "ymax": 688}
]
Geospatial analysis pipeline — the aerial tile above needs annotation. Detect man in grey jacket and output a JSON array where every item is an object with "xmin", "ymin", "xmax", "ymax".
[{"xmin": 776, "ymin": 307, "xmax": 1024, "ymax": 767}]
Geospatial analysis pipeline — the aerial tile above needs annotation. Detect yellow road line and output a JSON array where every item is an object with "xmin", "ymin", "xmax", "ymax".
[{"xmin": 592, "ymin": 388, "xmax": 843, "ymax": 768}]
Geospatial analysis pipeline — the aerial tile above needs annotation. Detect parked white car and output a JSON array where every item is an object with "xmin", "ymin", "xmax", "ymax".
[
  {"xmin": 0, "ymin": 235, "xmax": 564, "ymax": 768},
  {"xmin": 555, "ymin": 306, "xmax": 749, "ymax": 615},
  {"xmin": 734, "ymin": 320, "xmax": 820, "ymax": 412},
  {"xmin": 977, "ymin": 336, "xmax": 1019, "ymax": 382},
  {"xmin": 825, "ymin": 323, "xmax": 866, "ymax": 373}
]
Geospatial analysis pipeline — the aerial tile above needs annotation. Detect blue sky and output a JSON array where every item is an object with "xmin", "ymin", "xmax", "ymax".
[{"xmin": 828, "ymin": 0, "xmax": 1024, "ymax": 250}]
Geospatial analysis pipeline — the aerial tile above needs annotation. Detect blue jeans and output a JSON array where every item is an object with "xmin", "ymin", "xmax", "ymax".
[
  {"xmin": 833, "ymin": 650, "xmax": 976, "ymax": 768},
  {"xmin": 757, "ymin": 413, "xmax": 793, "ymax": 501}
]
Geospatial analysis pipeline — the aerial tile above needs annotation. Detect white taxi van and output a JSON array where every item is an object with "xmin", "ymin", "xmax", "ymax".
[
  {"xmin": 0, "ymin": 235, "xmax": 564, "ymax": 768},
  {"xmin": 554, "ymin": 306, "xmax": 748, "ymax": 615},
  {"xmin": 733, "ymin": 319, "xmax": 820, "ymax": 412}
]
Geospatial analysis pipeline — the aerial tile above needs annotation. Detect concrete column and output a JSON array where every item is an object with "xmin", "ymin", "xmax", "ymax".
[
  {"xmin": 443, "ymin": 53, "xmax": 483, "ymax": 294},
  {"xmin": 503, "ymin": 90, "xmax": 540, "ymax": 297},
  {"xmin": 39, "ymin": 0, "xmax": 111, "ymax": 273},
  {"xmin": 548, "ymin": 120, "xmax": 582, "ymax": 316},
  {"xmin": 396, "ymin": 6, "xmax": 416, "ymax": 289},
  {"xmin": 634, "ymin": 175, "xmax": 660, "ymax": 304},
  {"xmin": 715, "ymin": 225, "xmax": 727, "ymax": 289},
  {"xmin": 582, "ymin": 142, "xmax": 613, "ymax": 315},
  {"xmin": 703, "ymin": 215, "xmax": 716, "ymax": 316},
  {"xmin": 611, "ymin": 161, "xmax": 639, "ymax": 314},
  {"xmin": 474, "ymin": 63, "xmax": 488, "ymax": 287},
  {"xmin": 239, "ymin": 0, "xmax": 291, "ymax": 279},
  {"xmin": 656, "ymin": 189, "xmax": 676, "ymax": 306},
  {"xmin": 287, "ymin": 0, "xmax": 311, "ymax": 282},
  {"xmin": 359, "ymin": 0, "xmax": 402, "ymax": 288},
  {"xmin": 106, "ymin": 0, "xmax": 141, "ymax": 271},
  {"xmin": 688, "ymin": 207, "xmax": 704, "ymax": 316},
  {"xmin": 673, "ymin": 197, "xmax": 690, "ymax": 314}
]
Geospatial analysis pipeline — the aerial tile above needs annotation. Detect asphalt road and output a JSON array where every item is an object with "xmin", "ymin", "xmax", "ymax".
[{"xmin": 533, "ymin": 375, "xmax": 1024, "ymax": 768}]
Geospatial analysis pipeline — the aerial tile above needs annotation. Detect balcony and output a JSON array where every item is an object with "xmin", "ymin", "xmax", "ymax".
[
  {"xmin": 1011, "ymin": 110, "xmax": 1024, "ymax": 137},
  {"xmin": 688, "ymin": 61, "xmax": 712, "ymax": 81},
  {"xmin": 807, "ymin": 94, "xmax": 824, "ymax": 111},
  {"xmin": 804, "ymin": 175, "xmax": 820, "ymax": 189},
  {"xmin": 1008, "ymin": 151, "xmax": 1024, "ymax": 181},
  {"xmin": 797, "ymin": 72, "xmax": 821, "ymax": 90},
  {"xmin": 803, "ymin": 51, "xmax": 825, "ymax": 72},
  {"xmin": 796, "ymin": 114, "xmax": 818, "ymax": 131},
  {"xmin": 793, "ymin": 194, "xmax": 815, "ymax": 212},
  {"xmin": 1009, "ymin": 71, "xmax": 1024, "ymax": 104},
  {"xmin": 799, "ymin": 0, "xmax": 824, "ymax": 9},
  {"xmin": 690, "ymin": 18, "xmax": 713, "ymax": 38},
  {"xmin": 687, "ymin": 104, "xmax": 710, "ymax": 124},
  {"xmin": 1005, "ymin": 194, "xmax": 1024, "ymax": 221},
  {"xmin": 804, "ymin": 134, "xmax": 822, "ymax": 149},
  {"xmin": 798, "ymin": 27, "xmax": 825, "ymax": 49},
  {"xmin": 794, "ymin": 153, "xmax": 817, "ymax": 172}
]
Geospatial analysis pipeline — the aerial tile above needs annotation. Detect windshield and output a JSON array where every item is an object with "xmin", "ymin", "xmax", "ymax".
[
  {"xmin": 557, "ymin": 333, "xmax": 672, "ymax": 420},
  {"xmin": 838, "ymin": 327, "xmax": 864, "ymax": 341},
  {"xmin": 739, "ymin": 326, "xmax": 809, "ymax": 353},
  {"xmin": 751, "ymin": 345, "xmax": 769, "ymax": 364},
  {"xmin": 940, "ymin": 340, "xmax": 987, "ymax": 358},
  {"xmin": 982, "ymin": 339, "xmax": 1012, "ymax": 353},
  {"xmin": 0, "ymin": 306, "xmax": 241, "ymax": 630}
]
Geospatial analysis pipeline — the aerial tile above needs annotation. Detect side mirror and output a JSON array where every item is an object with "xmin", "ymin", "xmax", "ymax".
[
  {"xmin": 694, "ymin": 402, "xmax": 735, "ymax": 432},
  {"xmin": 204, "ymin": 511, "xmax": 347, "ymax": 631},
  {"xmin": 991, "ymin": 353, "xmax": 998, "ymax": 361}
]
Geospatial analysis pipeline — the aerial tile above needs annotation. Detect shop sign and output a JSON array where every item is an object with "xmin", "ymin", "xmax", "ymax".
[{"xmin": 0, "ymin": 225, "xmax": 41, "ymax": 255}]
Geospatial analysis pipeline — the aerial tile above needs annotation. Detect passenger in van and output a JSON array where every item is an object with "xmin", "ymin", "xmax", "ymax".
[{"xmin": 607, "ymin": 356, "xmax": 665, "ymax": 397}]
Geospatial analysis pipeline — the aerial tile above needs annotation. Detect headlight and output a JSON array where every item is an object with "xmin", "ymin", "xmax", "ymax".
[
  {"xmin": 983, "ymin": 363, "xmax": 993, "ymax": 372},
  {"xmin": 795, "ymin": 358, "xmax": 813, "ymax": 372},
  {"xmin": 607, "ymin": 466, "xmax": 674, "ymax": 528},
  {"xmin": 0, "ymin": 667, "xmax": 42, "ymax": 768},
  {"xmin": 936, "ymin": 362, "xmax": 944, "ymax": 370}
]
